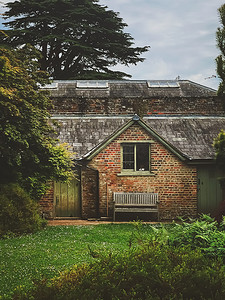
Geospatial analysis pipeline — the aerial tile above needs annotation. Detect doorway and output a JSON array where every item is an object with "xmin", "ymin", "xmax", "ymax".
[
  {"xmin": 54, "ymin": 178, "xmax": 81, "ymax": 217},
  {"xmin": 197, "ymin": 165, "xmax": 223, "ymax": 215}
]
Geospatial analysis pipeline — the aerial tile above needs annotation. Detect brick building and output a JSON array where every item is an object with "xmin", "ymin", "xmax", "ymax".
[{"xmin": 40, "ymin": 80, "xmax": 225, "ymax": 220}]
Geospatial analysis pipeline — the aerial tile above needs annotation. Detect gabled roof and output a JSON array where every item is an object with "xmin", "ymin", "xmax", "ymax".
[
  {"xmin": 52, "ymin": 115, "xmax": 225, "ymax": 161},
  {"xmin": 80, "ymin": 115, "xmax": 190, "ymax": 161}
]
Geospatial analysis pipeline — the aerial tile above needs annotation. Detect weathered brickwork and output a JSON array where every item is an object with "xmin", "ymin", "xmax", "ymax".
[
  {"xmin": 39, "ymin": 182, "xmax": 54, "ymax": 219},
  {"xmin": 52, "ymin": 96, "xmax": 223, "ymax": 116},
  {"xmin": 81, "ymin": 166, "xmax": 99, "ymax": 219},
  {"xmin": 50, "ymin": 80, "xmax": 222, "ymax": 116},
  {"xmin": 86, "ymin": 124, "xmax": 197, "ymax": 220}
]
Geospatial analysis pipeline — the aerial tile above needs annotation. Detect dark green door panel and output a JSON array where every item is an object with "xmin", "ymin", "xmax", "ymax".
[
  {"xmin": 198, "ymin": 166, "xmax": 223, "ymax": 214},
  {"xmin": 54, "ymin": 179, "xmax": 81, "ymax": 217}
]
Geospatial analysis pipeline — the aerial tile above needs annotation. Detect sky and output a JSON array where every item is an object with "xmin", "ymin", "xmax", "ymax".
[
  {"xmin": 0, "ymin": 0, "xmax": 225, "ymax": 90},
  {"xmin": 98, "ymin": 0, "xmax": 225, "ymax": 90}
]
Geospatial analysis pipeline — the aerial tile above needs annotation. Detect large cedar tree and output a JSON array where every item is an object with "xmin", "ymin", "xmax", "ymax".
[{"xmin": 3, "ymin": 0, "xmax": 149, "ymax": 79}]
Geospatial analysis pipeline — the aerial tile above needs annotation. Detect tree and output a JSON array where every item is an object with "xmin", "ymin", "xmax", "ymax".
[
  {"xmin": 3, "ymin": 0, "xmax": 149, "ymax": 80},
  {"xmin": 216, "ymin": 4, "xmax": 225, "ymax": 100},
  {"xmin": 214, "ymin": 130, "xmax": 225, "ymax": 170},
  {"xmin": 214, "ymin": 130, "xmax": 225, "ymax": 222},
  {"xmin": 0, "ymin": 44, "xmax": 74, "ymax": 199},
  {"xmin": 215, "ymin": 4, "xmax": 225, "ymax": 205},
  {"xmin": 214, "ymin": 130, "xmax": 225, "ymax": 175},
  {"xmin": 214, "ymin": 4, "xmax": 225, "ymax": 219}
]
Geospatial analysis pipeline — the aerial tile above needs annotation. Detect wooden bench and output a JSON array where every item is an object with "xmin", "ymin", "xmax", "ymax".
[{"xmin": 113, "ymin": 192, "xmax": 159, "ymax": 221}]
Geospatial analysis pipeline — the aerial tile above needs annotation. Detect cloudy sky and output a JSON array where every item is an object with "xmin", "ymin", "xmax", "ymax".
[
  {"xmin": 99, "ymin": 0, "xmax": 225, "ymax": 90},
  {"xmin": 1, "ymin": 0, "xmax": 224, "ymax": 89}
]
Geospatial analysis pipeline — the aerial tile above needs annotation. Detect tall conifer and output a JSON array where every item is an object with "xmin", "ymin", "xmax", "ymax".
[
  {"xmin": 216, "ymin": 4, "xmax": 225, "ymax": 99},
  {"xmin": 3, "ymin": 0, "xmax": 149, "ymax": 79}
]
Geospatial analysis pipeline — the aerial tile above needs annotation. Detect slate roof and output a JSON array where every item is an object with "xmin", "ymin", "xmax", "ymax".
[
  {"xmin": 45, "ymin": 79, "xmax": 216, "ymax": 99},
  {"xmin": 144, "ymin": 117, "xmax": 225, "ymax": 160},
  {"xmin": 52, "ymin": 115, "xmax": 225, "ymax": 161},
  {"xmin": 48, "ymin": 79, "xmax": 223, "ymax": 162}
]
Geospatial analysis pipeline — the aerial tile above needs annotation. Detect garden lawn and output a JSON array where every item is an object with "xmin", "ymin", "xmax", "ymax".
[{"xmin": 0, "ymin": 223, "xmax": 153, "ymax": 299}]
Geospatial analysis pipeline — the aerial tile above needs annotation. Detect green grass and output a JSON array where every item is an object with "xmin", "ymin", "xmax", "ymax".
[
  {"xmin": 2, "ymin": 216, "xmax": 224, "ymax": 299},
  {"xmin": 0, "ymin": 223, "xmax": 153, "ymax": 298}
]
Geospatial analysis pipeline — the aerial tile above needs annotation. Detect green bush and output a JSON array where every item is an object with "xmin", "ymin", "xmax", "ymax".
[
  {"xmin": 0, "ymin": 183, "xmax": 46, "ymax": 237},
  {"xmin": 168, "ymin": 215, "xmax": 225, "ymax": 259},
  {"xmin": 13, "ymin": 244, "xmax": 225, "ymax": 300}
]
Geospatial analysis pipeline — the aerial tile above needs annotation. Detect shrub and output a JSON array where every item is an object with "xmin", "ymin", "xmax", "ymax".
[
  {"xmin": 0, "ymin": 183, "xmax": 46, "ymax": 237},
  {"xmin": 168, "ymin": 215, "xmax": 225, "ymax": 259},
  {"xmin": 13, "ymin": 244, "xmax": 225, "ymax": 300}
]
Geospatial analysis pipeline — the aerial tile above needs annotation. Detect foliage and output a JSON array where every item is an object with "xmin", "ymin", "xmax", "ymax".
[
  {"xmin": 214, "ymin": 129, "xmax": 225, "ymax": 188},
  {"xmin": 214, "ymin": 130, "xmax": 225, "ymax": 169},
  {"xmin": 13, "ymin": 244, "xmax": 225, "ymax": 300},
  {"xmin": 0, "ymin": 183, "xmax": 46, "ymax": 238},
  {"xmin": 130, "ymin": 215, "xmax": 225, "ymax": 259},
  {"xmin": 167, "ymin": 215, "xmax": 225, "ymax": 259},
  {"xmin": 0, "ymin": 45, "xmax": 74, "ymax": 199},
  {"xmin": 216, "ymin": 4, "xmax": 225, "ymax": 102},
  {"xmin": 2, "ymin": 0, "xmax": 149, "ymax": 80}
]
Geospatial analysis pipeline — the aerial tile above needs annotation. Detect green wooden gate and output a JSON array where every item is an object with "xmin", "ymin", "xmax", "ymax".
[
  {"xmin": 54, "ymin": 179, "xmax": 81, "ymax": 217},
  {"xmin": 198, "ymin": 165, "xmax": 223, "ymax": 215}
]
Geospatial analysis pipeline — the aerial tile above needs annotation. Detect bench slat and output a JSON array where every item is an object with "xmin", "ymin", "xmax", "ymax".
[
  {"xmin": 115, "ymin": 208, "xmax": 158, "ymax": 213},
  {"xmin": 114, "ymin": 192, "xmax": 158, "ymax": 205},
  {"xmin": 113, "ymin": 192, "xmax": 159, "ymax": 221},
  {"xmin": 115, "ymin": 204, "xmax": 158, "ymax": 207}
]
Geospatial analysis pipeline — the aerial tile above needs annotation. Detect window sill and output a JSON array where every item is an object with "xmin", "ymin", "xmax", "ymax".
[{"xmin": 117, "ymin": 171, "xmax": 155, "ymax": 177}]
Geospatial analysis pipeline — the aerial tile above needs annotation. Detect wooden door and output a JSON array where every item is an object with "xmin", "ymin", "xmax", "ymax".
[
  {"xmin": 198, "ymin": 165, "xmax": 223, "ymax": 215},
  {"xmin": 54, "ymin": 179, "xmax": 81, "ymax": 217}
]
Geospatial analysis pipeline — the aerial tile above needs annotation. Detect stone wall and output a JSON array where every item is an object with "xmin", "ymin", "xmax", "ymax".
[{"xmin": 86, "ymin": 123, "xmax": 197, "ymax": 220}]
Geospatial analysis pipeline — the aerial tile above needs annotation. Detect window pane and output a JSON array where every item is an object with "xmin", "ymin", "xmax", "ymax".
[
  {"xmin": 136, "ymin": 144, "xmax": 149, "ymax": 171},
  {"xmin": 123, "ymin": 161, "xmax": 135, "ymax": 169},
  {"xmin": 123, "ymin": 145, "xmax": 134, "ymax": 153},
  {"xmin": 123, "ymin": 145, "xmax": 134, "ymax": 169}
]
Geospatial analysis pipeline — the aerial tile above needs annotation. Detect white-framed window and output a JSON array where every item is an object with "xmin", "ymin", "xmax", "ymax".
[
  {"xmin": 76, "ymin": 81, "xmax": 108, "ymax": 88},
  {"xmin": 147, "ymin": 80, "xmax": 180, "ymax": 88}
]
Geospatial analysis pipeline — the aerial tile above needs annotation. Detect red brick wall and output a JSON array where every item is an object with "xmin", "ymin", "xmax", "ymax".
[
  {"xmin": 81, "ymin": 166, "xmax": 99, "ymax": 219},
  {"xmin": 39, "ymin": 182, "xmax": 54, "ymax": 219},
  {"xmin": 52, "ymin": 96, "xmax": 224, "ymax": 116},
  {"xmin": 86, "ymin": 123, "xmax": 197, "ymax": 220}
]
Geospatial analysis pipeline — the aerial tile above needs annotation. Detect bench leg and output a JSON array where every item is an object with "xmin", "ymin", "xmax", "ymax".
[{"xmin": 113, "ymin": 200, "xmax": 116, "ymax": 222}]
